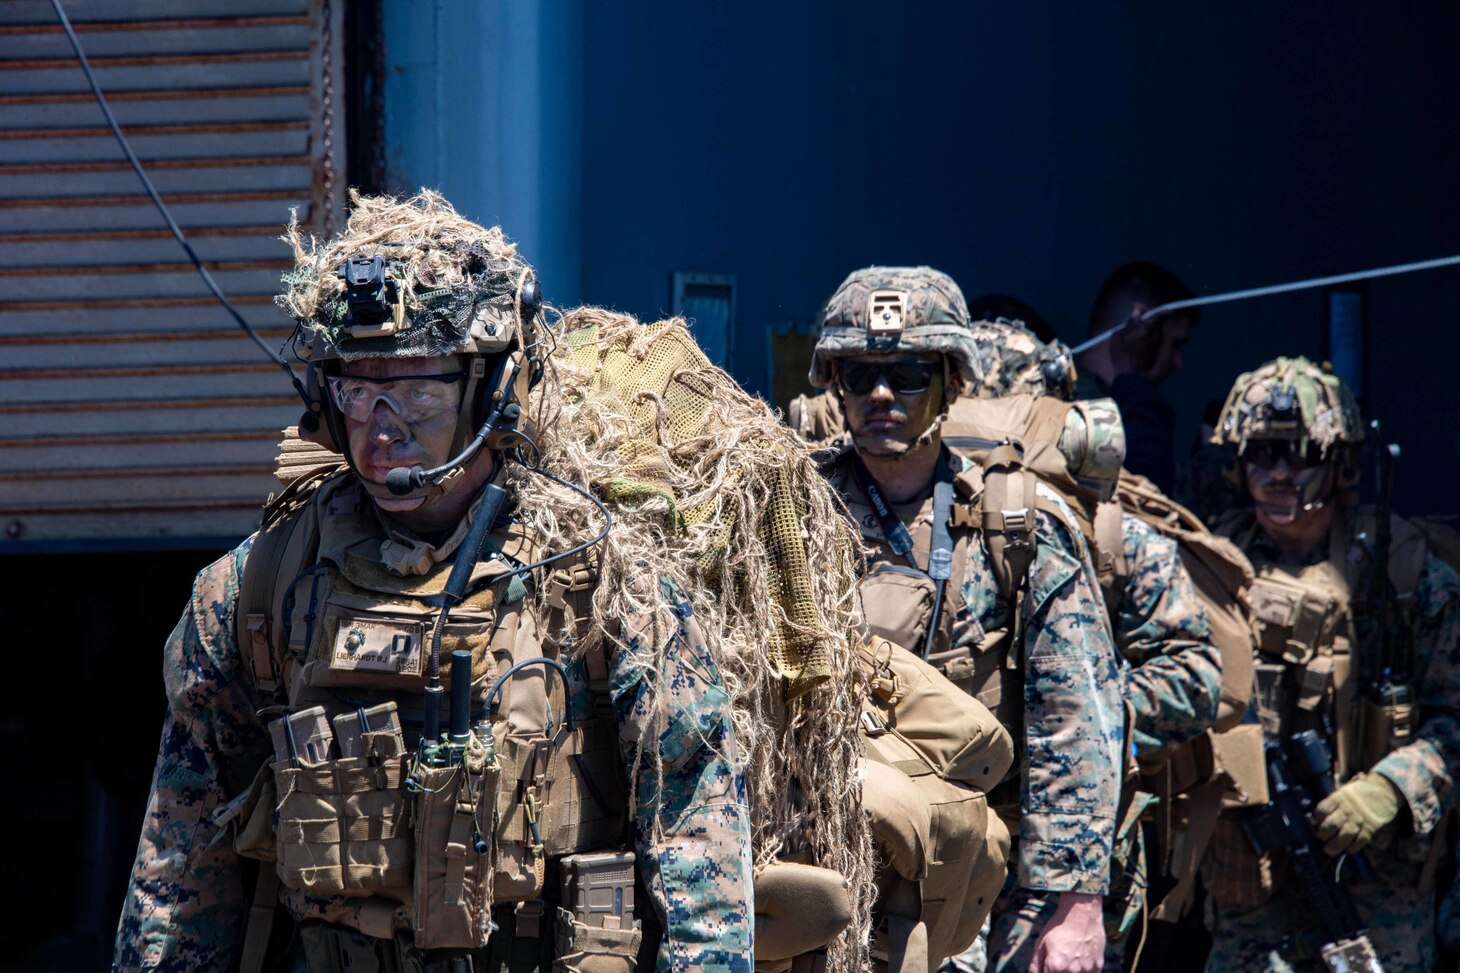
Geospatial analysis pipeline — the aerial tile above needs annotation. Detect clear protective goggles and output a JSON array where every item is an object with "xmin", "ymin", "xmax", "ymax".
[{"xmin": 326, "ymin": 371, "xmax": 465, "ymax": 423}]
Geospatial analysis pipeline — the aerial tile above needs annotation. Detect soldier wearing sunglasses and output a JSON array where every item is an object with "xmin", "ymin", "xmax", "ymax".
[
  {"xmin": 1200, "ymin": 356, "xmax": 1460, "ymax": 972},
  {"xmin": 806, "ymin": 266, "xmax": 1125, "ymax": 973}
]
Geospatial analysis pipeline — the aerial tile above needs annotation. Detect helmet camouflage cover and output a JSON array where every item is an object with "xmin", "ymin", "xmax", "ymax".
[
  {"xmin": 1213, "ymin": 355, "xmax": 1364, "ymax": 456},
  {"xmin": 277, "ymin": 189, "xmax": 538, "ymax": 363},
  {"xmin": 968, "ymin": 318, "xmax": 1077, "ymax": 400},
  {"xmin": 808, "ymin": 266, "xmax": 983, "ymax": 389}
]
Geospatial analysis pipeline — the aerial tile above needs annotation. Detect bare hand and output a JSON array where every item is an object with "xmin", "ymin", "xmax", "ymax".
[{"xmin": 1030, "ymin": 891, "xmax": 1105, "ymax": 973}]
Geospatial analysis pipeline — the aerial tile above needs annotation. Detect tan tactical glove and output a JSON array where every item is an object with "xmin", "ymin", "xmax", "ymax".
[{"xmin": 1314, "ymin": 773, "xmax": 1403, "ymax": 856}]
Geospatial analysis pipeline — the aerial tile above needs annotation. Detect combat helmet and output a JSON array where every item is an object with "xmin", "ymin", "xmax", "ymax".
[
  {"xmin": 968, "ymin": 318, "xmax": 1077, "ymax": 400},
  {"xmin": 808, "ymin": 266, "xmax": 983, "ymax": 390},
  {"xmin": 1214, "ymin": 356, "xmax": 1363, "ymax": 455},
  {"xmin": 278, "ymin": 190, "xmax": 543, "ymax": 501},
  {"xmin": 1214, "ymin": 356, "xmax": 1364, "ymax": 492}
]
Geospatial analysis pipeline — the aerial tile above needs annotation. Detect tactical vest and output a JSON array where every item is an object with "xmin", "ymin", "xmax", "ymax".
[
  {"xmin": 1201, "ymin": 511, "xmax": 1433, "ymax": 908},
  {"xmin": 230, "ymin": 468, "xmax": 631, "ymax": 959}
]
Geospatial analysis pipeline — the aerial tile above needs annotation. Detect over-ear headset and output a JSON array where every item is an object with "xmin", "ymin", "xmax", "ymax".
[{"xmin": 294, "ymin": 263, "xmax": 545, "ymax": 502}]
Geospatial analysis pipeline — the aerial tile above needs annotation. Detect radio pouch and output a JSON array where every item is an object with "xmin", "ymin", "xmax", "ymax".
[{"xmin": 411, "ymin": 740, "xmax": 501, "ymax": 950}]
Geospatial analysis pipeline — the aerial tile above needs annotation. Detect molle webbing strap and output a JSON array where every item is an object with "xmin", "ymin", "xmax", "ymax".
[
  {"xmin": 238, "ymin": 866, "xmax": 280, "ymax": 973},
  {"xmin": 1093, "ymin": 500, "xmax": 1128, "ymax": 619},
  {"xmin": 238, "ymin": 468, "xmax": 334, "ymax": 696},
  {"xmin": 980, "ymin": 444, "xmax": 1037, "ymax": 605}
]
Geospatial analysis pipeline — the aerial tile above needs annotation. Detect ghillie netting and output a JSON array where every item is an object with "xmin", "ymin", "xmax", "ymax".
[
  {"xmin": 507, "ymin": 307, "xmax": 875, "ymax": 970},
  {"xmin": 276, "ymin": 189, "xmax": 530, "ymax": 359},
  {"xmin": 271, "ymin": 299, "xmax": 877, "ymax": 968}
]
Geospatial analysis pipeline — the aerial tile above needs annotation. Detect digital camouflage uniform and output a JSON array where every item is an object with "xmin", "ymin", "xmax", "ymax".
[
  {"xmin": 1203, "ymin": 511, "xmax": 1460, "ymax": 973},
  {"xmin": 115, "ymin": 192, "xmax": 754, "ymax": 973},
  {"xmin": 1201, "ymin": 358, "xmax": 1460, "ymax": 973},
  {"xmin": 114, "ymin": 528, "xmax": 753, "ymax": 973},
  {"xmin": 957, "ymin": 319, "xmax": 1220, "ymax": 969},
  {"xmin": 823, "ymin": 447, "xmax": 1124, "ymax": 901},
  {"xmin": 805, "ymin": 271, "xmax": 1124, "ymax": 971}
]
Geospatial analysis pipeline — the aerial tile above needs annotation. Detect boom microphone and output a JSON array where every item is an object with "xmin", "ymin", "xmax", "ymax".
[{"xmin": 385, "ymin": 425, "xmax": 490, "ymax": 495}]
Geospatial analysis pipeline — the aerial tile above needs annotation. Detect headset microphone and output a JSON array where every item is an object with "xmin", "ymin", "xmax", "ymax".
[
  {"xmin": 386, "ymin": 425, "xmax": 490, "ymax": 495},
  {"xmin": 384, "ymin": 396, "xmax": 522, "ymax": 495}
]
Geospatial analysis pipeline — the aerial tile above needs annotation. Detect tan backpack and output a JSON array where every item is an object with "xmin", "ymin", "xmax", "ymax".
[
  {"xmin": 858, "ymin": 637, "xmax": 1014, "ymax": 972},
  {"xmin": 1113, "ymin": 471, "xmax": 1255, "ymax": 736}
]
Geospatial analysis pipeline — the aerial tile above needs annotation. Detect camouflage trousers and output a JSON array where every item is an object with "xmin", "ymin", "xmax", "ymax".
[
  {"xmin": 1203, "ymin": 850, "xmax": 1434, "ymax": 973},
  {"xmin": 939, "ymin": 823, "xmax": 1144, "ymax": 973}
]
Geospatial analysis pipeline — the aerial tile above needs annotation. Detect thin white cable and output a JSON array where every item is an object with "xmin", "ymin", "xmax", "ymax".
[{"xmin": 1070, "ymin": 253, "xmax": 1460, "ymax": 355}]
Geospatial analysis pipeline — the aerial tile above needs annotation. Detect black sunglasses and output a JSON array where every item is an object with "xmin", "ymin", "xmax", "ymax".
[
  {"xmin": 1243, "ymin": 440, "xmax": 1324, "ymax": 471},
  {"xmin": 838, "ymin": 359, "xmax": 940, "ymax": 396}
]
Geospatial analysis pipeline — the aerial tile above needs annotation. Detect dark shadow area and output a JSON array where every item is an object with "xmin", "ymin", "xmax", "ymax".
[{"xmin": 0, "ymin": 549, "xmax": 228, "ymax": 973}]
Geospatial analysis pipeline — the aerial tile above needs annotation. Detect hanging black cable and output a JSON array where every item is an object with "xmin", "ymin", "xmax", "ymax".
[{"xmin": 49, "ymin": 0, "xmax": 312, "ymax": 405}]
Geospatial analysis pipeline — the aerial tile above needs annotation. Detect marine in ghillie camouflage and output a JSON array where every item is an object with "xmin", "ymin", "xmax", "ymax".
[{"xmin": 116, "ymin": 191, "xmax": 876, "ymax": 973}]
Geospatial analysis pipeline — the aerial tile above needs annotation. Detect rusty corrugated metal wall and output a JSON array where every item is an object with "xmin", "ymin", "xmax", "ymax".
[{"xmin": 0, "ymin": 0, "xmax": 342, "ymax": 548}]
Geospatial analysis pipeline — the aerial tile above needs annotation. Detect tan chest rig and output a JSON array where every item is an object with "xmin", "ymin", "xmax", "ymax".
[
  {"xmin": 1242, "ymin": 526, "xmax": 1361, "ymax": 782},
  {"xmin": 1202, "ymin": 521, "xmax": 1364, "ymax": 908},
  {"xmin": 234, "ymin": 473, "xmax": 626, "ymax": 949}
]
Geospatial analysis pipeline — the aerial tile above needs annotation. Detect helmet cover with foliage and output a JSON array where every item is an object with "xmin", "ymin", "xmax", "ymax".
[
  {"xmin": 1213, "ymin": 356, "xmax": 1364, "ymax": 457},
  {"xmin": 277, "ymin": 190, "xmax": 543, "ymax": 499},
  {"xmin": 808, "ymin": 266, "xmax": 983, "ymax": 389},
  {"xmin": 968, "ymin": 318, "xmax": 1078, "ymax": 400}
]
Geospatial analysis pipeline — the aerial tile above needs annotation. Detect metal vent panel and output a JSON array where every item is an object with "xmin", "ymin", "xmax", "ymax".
[{"xmin": 0, "ymin": 0, "xmax": 342, "ymax": 548}]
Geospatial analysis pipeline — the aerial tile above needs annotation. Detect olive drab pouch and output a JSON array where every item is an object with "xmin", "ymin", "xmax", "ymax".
[
  {"xmin": 411, "ymin": 737, "xmax": 501, "ymax": 950},
  {"xmin": 1215, "ymin": 723, "xmax": 1269, "ymax": 810},
  {"xmin": 1248, "ymin": 573, "xmax": 1336, "ymax": 665},
  {"xmin": 551, "ymin": 851, "xmax": 643, "ymax": 973},
  {"xmin": 491, "ymin": 717, "xmax": 627, "ymax": 903},
  {"xmin": 859, "ymin": 564, "xmax": 937, "ymax": 656}
]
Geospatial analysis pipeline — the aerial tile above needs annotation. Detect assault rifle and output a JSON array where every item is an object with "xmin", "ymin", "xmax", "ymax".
[
  {"xmin": 1358, "ymin": 423, "xmax": 1415, "ymax": 771},
  {"xmin": 1243, "ymin": 733, "xmax": 1384, "ymax": 972}
]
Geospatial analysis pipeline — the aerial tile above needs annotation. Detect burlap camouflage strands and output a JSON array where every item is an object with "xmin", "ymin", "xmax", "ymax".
[
  {"xmin": 277, "ymin": 189, "xmax": 536, "ymax": 362},
  {"xmin": 809, "ymin": 266, "xmax": 984, "ymax": 388},
  {"xmin": 1213, "ymin": 356, "xmax": 1364, "ymax": 456}
]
